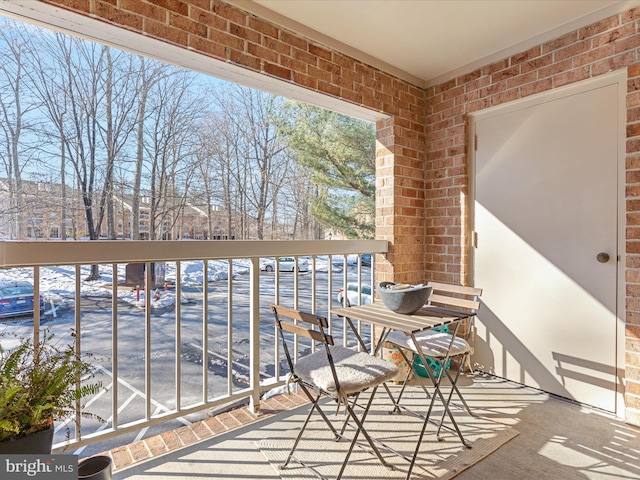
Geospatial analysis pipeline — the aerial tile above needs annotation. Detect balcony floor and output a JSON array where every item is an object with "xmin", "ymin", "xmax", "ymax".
[{"xmin": 105, "ymin": 373, "xmax": 640, "ymax": 480}]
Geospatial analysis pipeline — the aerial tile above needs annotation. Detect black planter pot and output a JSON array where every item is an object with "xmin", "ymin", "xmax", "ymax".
[
  {"xmin": 78, "ymin": 456, "xmax": 112, "ymax": 480},
  {"xmin": 0, "ymin": 423, "xmax": 54, "ymax": 454}
]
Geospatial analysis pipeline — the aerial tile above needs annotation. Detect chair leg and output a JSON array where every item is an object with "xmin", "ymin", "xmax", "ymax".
[
  {"xmin": 282, "ymin": 393, "xmax": 323, "ymax": 469},
  {"xmin": 336, "ymin": 386, "xmax": 392, "ymax": 480},
  {"xmin": 436, "ymin": 355, "xmax": 474, "ymax": 415},
  {"xmin": 389, "ymin": 352, "xmax": 413, "ymax": 412},
  {"xmin": 435, "ymin": 357, "xmax": 474, "ymax": 444},
  {"xmin": 387, "ymin": 349, "xmax": 433, "ymax": 412},
  {"xmin": 448, "ymin": 355, "xmax": 475, "ymax": 415},
  {"xmin": 296, "ymin": 382, "xmax": 341, "ymax": 440},
  {"xmin": 282, "ymin": 387, "xmax": 343, "ymax": 470}
]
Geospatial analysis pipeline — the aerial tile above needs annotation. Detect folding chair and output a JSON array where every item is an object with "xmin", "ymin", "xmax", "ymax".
[
  {"xmin": 384, "ymin": 282, "xmax": 482, "ymax": 443},
  {"xmin": 271, "ymin": 304, "xmax": 399, "ymax": 479}
]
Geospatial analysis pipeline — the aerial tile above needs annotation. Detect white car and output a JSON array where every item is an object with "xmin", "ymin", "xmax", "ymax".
[
  {"xmin": 260, "ymin": 257, "xmax": 309, "ymax": 273},
  {"xmin": 337, "ymin": 283, "xmax": 372, "ymax": 307}
]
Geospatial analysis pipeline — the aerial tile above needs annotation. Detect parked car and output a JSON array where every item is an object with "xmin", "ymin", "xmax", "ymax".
[
  {"xmin": 0, "ymin": 280, "xmax": 45, "ymax": 319},
  {"xmin": 337, "ymin": 283, "xmax": 373, "ymax": 307},
  {"xmin": 361, "ymin": 254, "xmax": 372, "ymax": 267},
  {"xmin": 260, "ymin": 257, "xmax": 309, "ymax": 273}
]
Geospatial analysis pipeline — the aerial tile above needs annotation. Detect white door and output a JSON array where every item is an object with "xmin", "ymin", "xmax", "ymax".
[{"xmin": 471, "ymin": 72, "xmax": 624, "ymax": 412}]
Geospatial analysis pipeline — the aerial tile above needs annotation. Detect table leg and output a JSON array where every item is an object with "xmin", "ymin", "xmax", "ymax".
[{"xmin": 406, "ymin": 332, "xmax": 471, "ymax": 480}]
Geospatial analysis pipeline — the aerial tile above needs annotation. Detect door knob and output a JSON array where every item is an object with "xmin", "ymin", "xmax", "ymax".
[{"xmin": 596, "ymin": 252, "xmax": 610, "ymax": 263}]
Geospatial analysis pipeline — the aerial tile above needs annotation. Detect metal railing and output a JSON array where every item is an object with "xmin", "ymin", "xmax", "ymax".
[{"xmin": 0, "ymin": 239, "xmax": 386, "ymax": 452}]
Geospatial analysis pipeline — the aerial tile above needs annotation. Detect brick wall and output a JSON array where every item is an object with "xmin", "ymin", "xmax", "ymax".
[
  {"xmin": 35, "ymin": 0, "xmax": 640, "ymax": 424},
  {"xmin": 426, "ymin": 8, "xmax": 640, "ymax": 425}
]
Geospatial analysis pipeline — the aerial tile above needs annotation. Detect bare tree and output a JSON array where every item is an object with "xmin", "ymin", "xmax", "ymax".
[
  {"xmin": 38, "ymin": 34, "xmax": 137, "ymax": 279},
  {"xmin": 96, "ymin": 48, "xmax": 138, "ymax": 239},
  {"xmin": 0, "ymin": 18, "xmax": 336, "ymax": 246},
  {"xmin": 131, "ymin": 57, "xmax": 172, "ymax": 240},
  {"xmin": 210, "ymin": 85, "xmax": 290, "ymax": 240},
  {"xmin": 143, "ymin": 70, "xmax": 202, "ymax": 239},
  {"xmin": 0, "ymin": 21, "xmax": 41, "ymax": 239},
  {"xmin": 194, "ymin": 108, "xmax": 247, "ymax": 240}
]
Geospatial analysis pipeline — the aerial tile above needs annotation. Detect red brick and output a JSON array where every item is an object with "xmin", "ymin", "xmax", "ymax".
[
  {"xmin": 543, "ymin": 31, "xmax": 579, "ymax": 53},
  {"xmin": 128, "ymin": 440, "xmax": 151, "ymax": 462},
  {"xmin": 144, "ymin": 435, "xmax": 168, "ymax": 456},
  {"xmin": 248, "ymin": 42, "xmax": 278, "ymax": 63},
  {"xmin": 153, "ymin": 0, "xmax": 189, "ymax": 16},
  {"xmin": 174, "ymin": 425, "xmax": 198, "ymax": 446},
  {"xmin": 160, "ymin": 430, "xmax": 183, "ymax": 450},
  {"xmin": 309, "ymin": 43, "xmax": 332, "ymax": 61},
  {"xmin": 629, "ymin": 106, "xmax": 640, "ymax": 123},
  {"xmin": 316, "ymin": 59, "xmax": 342, "ymax": 74},
  {"xmin": 629, "ymin": 63, "xmax": 640, "ymax": 78},
  {"xmin": 318, "ymin": 80, "xmax": 340, "ymax": 97},
  {"xmin": 282, "ymin": 55, "xmax": 308, "ymax": 75},
  {"xmin": 230, "ymin": 22, "xmax": 261, "ymax": 44},
  {"xmin": 248, "ymin": 16, "xmax": 278, "ymax": 38},
  {"xmin": 229, "ymin": 48, "xmax": 261, "ymax": 71},
  {"xmin": 264, "ymin": 36, "xmax": 291, "ymax": 56},
  {"xmin": 579, "ymin": 14, "xmax": 620, "ymax": 40},
  {"xmin": 191, "ymin": 420, "xmax": 213, "ymax": 440},
  {"xmin": 120, "ymin": 0, "xmax": 166, "ymax": 23},
  {"xmin": 292, "ymin": 46, "xmax": 316, "ymax": 65},
  {"xmin": 263, "ymin": 62, "xmax": 291, "ymax": 80},
  {"xmin": 170, "ymin": 12, "xmax": 207, "ymax": 37},
  {"xmin": 209, "ymin": 28, "xmax": 244, "ymax": 51},
  {"xmin": 293, "ymin": 70, "xmax": 318, "ymax": 90},
  {"xmin": 623, "ymin": 6, "xmax": 640, "ymax": 22},
  {"xmin": 188, "ymin": 0, "xmax": 211, "ymax": 10},
  {"xmin": 230, "ymin": 408, "xmax": 256, "ymax": 425},
  {"xmin": 510, "ymin": 46, "xmax": 542, "ymax": 65},
  {"xmin": 553, "ymin": 66, "xmax": 590, "ymax": 88},
  {"xmin": 465, "ymin": 75, "xmax": 491, "ymax": 92},
  {"xmin": 203, "ymin": 416, "xmax": 228, "ymax": 435},
  {"xmin": 110, "ymin": 448, "xmax": 133, "ymax": 470},
  {"xmin": 281, "ymin": 30, "xmax": 308, "ymax": 50},
  {"xmin": 616, "ymin": 33, "xmax": 640, "ymax": 54},
  {"xmin": 573, "ymin": 44, "xmax": 615, "ymax": 67},
  {"xmin": 484, "ymin": 58, "xmax": 509, "ymax": 75},
  {"xmin": 57, "ymin": 0, "xmax": 92, "ymax": 14},
  {"xmin": 626, "ymin": 154, "xmax": 640, "ymax": 168},
  {"xmin": 95, "ymin": 2, "xmax": 144, "ymax": 31},
  {"xmin": 480, "ymin": 82, "xmax": 507, "ymax": 97},
  {"xmin": 592, "ymin": 51, "xmax": 636, "ymax": 76},
  {"xmin": 189, "ymin": 35, "xmax": 226, "ymax": 60},
  {"xmin": 212, "ymin": 2, "xmax": 246, "ymax": 25},
  {"xmin": 190, "ymin": 7, "xmax": 227, "ymax": 30},
  {"xmin": 592, "ymin": 23, "xmax": 635, "ymax": 48},
  {"xmin": 216, "ymin": 411, "xmax": 241, "ymax": 429},
  {"xmin": 143, "ymin": 18, "xmax": 188, "ymax": 46},
  {"xmin": 520, "ymin": 78, "xmax": 553, "ymax": 97},
  {"xmin": 629, "ymin": 137, "xmax": 640, "ymax": 154}
]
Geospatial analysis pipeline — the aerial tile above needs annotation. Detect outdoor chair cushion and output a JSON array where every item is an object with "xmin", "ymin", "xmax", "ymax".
[
  {"xmin": 385, "ymin": 330, "xmax": 470, "ymax": 359},
  {"xmin": 294, "ymin": 345, "xmax": 398, "ymax": 398}
]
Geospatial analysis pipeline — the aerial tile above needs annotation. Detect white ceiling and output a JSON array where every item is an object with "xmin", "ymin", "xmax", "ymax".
[{"xmin": 236, "ymin": 0, "xmax": 640, "ymax": 86}]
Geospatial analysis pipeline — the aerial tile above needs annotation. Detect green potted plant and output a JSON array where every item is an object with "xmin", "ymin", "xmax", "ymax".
[{"xmin": 0, "ymin": 330, "xmax": 103, "ymax": 453}]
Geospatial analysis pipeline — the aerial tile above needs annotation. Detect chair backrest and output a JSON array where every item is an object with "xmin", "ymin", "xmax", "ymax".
[
  {"xmin": 426, "ymin": 281, "xmax": 482, "ymax": 315},
  {"xmin": 425, "ymin": 282, "xmax": 482, "ymax": 340},
  {"xmin": 270, "ymin": 304, "xmax": 334, "ymax": 374}
]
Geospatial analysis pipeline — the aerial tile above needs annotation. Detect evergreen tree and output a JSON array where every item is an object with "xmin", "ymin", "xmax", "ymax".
[{"xmin": 283, "ymin": 103, "xmax": 375, "ymax": 239}]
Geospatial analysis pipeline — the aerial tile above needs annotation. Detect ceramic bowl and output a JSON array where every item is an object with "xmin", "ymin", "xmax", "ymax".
[{"xmin": 377, "ymin": 282, "xmax": 431, "ymax": 314}]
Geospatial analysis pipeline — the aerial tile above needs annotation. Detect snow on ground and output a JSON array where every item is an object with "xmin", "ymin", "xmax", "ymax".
[{"xmin": 0, "ymin": 255, "xmax": 348, "ymax": 312}]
